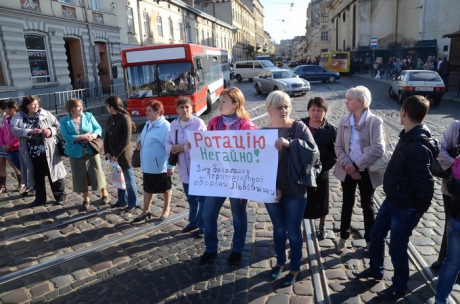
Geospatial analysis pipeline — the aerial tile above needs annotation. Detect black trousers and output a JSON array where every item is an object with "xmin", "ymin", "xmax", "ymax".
[
  {"xmin": 340, "ymin": 170, "xmax": 375, "ymax": 242},
  {"xmin": 32, "ymin": 155, "xmax": 65, "ymax": 202}
]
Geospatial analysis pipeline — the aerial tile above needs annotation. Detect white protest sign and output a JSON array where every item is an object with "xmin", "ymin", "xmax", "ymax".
[{"xmin": 187, "ymin": 129, "xmax": 278, "ymax": 203}]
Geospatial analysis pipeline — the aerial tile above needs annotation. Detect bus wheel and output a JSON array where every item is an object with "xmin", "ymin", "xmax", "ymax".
[
  {"xmin": 236, "ymin": 74, "xmax": 242, "ymax": 82},
  {"xmin": 203, "ymin": 93, "xmax": 212, "ymax": 114}
]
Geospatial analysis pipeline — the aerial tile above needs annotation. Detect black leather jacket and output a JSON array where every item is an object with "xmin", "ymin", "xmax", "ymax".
[{"xmin": 383, "ymin": 124, "xmax": 440, "ymax": 214}]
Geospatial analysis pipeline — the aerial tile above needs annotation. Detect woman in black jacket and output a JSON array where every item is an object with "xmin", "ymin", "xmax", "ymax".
[{"xmin": 301, "ymin": 97, "xmax": 337, "ymax": 239}]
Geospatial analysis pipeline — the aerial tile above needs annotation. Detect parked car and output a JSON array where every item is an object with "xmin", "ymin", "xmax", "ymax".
[
  {"xmin": 293, "ymin": 65, "xmax": 340, "ymax": 82},
  {"xmin": 253, "ymin": 69, "xmax": 310, "ymax": 96},
  {"xmin": 233, "ymin": 60, "xmax": 278, "ymax": 82},
  {"xmin": 289, "ymin": 60, "xmax": 301, "ymax": 68},
  {"xmin": 388, "ymin": 70, "xmax": 445, "ymax": 105}
]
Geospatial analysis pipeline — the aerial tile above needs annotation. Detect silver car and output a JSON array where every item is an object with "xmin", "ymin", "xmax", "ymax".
[
  {"xmin": 388, "ymin": 70, "xmax": 445, "ymax": 105},
  {"xmin": 253, "ymin": 69, "xmax": 310, "ymax": 96}
]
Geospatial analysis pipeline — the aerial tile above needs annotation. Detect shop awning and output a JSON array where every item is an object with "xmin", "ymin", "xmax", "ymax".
[{"xmin": 443, "ymin": 31, "xmax": 460, "ymax": 38}]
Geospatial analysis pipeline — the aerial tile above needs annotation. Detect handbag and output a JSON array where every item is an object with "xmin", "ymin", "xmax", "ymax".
[
  {"xmin": 132, "ymin": 149, "xmax": 141, "ymax": 168},
  {"xmin": 88, "ymin": 138, "xmax": 104, "ymax": 153},
  {"xmin": 363, "ymin": 120, "xmax": 394, "ymax": 173},
  {"xmin": 56, "ymin": 135, "xmax": 68, "ymax": 157},
  {"xmin": 168, "ymin": 129, "xmax": 179, "ymax": 166}
]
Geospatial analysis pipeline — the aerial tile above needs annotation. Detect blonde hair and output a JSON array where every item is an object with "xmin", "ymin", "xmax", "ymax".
[
  {"xmin": 346, "ymin": 86, "xmax": 372, "ymax": 109},
  {"xmin": 265, "ymin": 90, "xmax": 291, "ymax": 111},
  {"xmin": 220, "ymin": 87, "xmax": 250, "ymax": 119}
]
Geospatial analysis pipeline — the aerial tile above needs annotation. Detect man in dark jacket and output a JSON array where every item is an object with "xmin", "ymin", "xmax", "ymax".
[
  {"xmin": 354, "ymin": 95, "xmax": 440, "ymax": 299},
  {"xmin": 439, "ymin": 57, "xmax": 450, "ymax": 92}
]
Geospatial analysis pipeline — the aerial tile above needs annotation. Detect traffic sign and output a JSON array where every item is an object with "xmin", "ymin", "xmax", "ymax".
[{"xmin": 370, "ymin": 37, "xmax": 378, "ymax": 49}]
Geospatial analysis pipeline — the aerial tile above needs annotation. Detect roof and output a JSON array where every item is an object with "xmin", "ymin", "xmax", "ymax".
[{"xmin": 443, "ymin": 31, "xmax": 460, "ymax": 38}]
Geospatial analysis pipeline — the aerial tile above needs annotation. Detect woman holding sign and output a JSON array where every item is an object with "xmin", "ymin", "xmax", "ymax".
[
  {"xmin": 166, "ymin": 97, "xmax": 207, "ymax": 233},
  {"xmin": 264, "ymin": 91, "xmax": 319, "ymax": 287},
  {"xmin": 200, "ymin": 87, "xmax": 258, "ymax": 266}
]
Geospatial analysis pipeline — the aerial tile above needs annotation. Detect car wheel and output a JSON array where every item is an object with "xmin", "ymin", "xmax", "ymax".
[
  {"xmin": 398, "ymin": 91, "xmax": 405, "ymax": 104},
  {"xmin": 433, "ymin": 97, "xmax": 442, "ymax": 106},
  {"xmin": 236, "ymin": 74, "xmax": 242, "ymax": 82},
  {"xmin": 202, "ymin": 93, "xmax": 212, "ymax": 115},
  {"xmin": 274, "ymin": 86, "xmax": 280, "ymax": 91},
  {"xmin": 249, "ymin": 78, "xmax": 253, "ymax": 82},
  {"xmin": 388, "ymin": 86, "xmax": 397, "ymax": 98},
  {"xmin": 255, "ymin": 84, "xmax": 262, "ymax": 95},
  {"xmin": 328, "ymin": 75, "xmax": 336, "ymax": 83}
]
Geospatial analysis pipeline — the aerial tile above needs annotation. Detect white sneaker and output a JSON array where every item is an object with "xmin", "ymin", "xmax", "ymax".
[{"xmin": 337, "ymin": 239, "xmax": 347, "ymax": 253}]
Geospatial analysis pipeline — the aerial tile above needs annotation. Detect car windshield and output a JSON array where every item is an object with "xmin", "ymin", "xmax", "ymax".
[
  {"xmin": 408, "ymin": 72, "xmax": 442, "ymax": 82},
  {"xmin": 260, "ymin": 60, "xmax": 275, "ymax": 67},
  {"xmin": 273, "ymin": 71, "xmax": 295, "ymax": 79},
  {"xmin": 125, "ymin": 62, "xmax": 195, "ymax": 98}
]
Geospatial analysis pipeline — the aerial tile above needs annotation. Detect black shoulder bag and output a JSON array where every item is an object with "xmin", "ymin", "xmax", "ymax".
[{"xmin": 168, "ymin": 129, "xmax": 179, "ymax": 166}]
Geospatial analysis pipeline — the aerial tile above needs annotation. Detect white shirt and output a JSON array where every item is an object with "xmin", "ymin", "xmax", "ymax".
[{"xmin": 349, "ymin": 110, "xmax": 368, "ymax": 163}]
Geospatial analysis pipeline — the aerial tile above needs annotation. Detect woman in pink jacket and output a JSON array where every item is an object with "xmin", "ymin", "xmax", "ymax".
[
  {"xmin": 0, "ymin": 100, "xmax": 24, "ymax": 191},
  {"xmin": 200, "ymin": 87, "xmax": 258, "ymax": 266}
]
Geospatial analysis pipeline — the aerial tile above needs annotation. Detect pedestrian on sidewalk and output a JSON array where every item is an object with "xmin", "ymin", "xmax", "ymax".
[
  {"xmin": 354, "ymin": 95, "xmax": 440, "ymax": 300},
  {"xmin": 104, "ymin": 96, "xmax": 140, "ymax": 213},
  {"xmin": 264, "ymin": 91, "xmax": 320, "ymax": 287},
  {"xmin": 60, "ymin": 98, "xmax": 109, "ymax": 211},
  {"xmin": 301, "ymin": 97, "xmax": 337, "ymax": 239},
  {"xmin": 200, "ymin": 87, "xmax": 258, "ymax": 266},
  {"xmin": 132, "ymin": 100, "xmax": 173, "ymax": 222},
  {"xmin": 165, "ymin": 97, "xmax": 207, "ymax": 233},
  {"xmin": 333, "ymin": 86, "xmax": 385, "ymax": 254},
  {"xmin": 11, "ymin": 95, "xmax": 67, "ymax": 206},
  {"xmin": 431, "ymin": 120, "xmax": 460, "ymax": 271},
  {"xmin": 439, "ymin": 57, "xmax": 450, "ymax": 92},
  {"xmin": 0, "ymin": 100, "xmax": 24, "ymax": 192}
]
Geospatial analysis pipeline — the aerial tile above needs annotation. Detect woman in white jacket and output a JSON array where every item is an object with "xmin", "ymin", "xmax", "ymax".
[{"xmin": 133, "ymin": 100, "xmax": 174, "ymax": 222}]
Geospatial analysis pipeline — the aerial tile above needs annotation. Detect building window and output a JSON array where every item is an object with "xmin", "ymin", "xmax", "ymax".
[
  {"xmin": 143, "ymin": 12, "xmax": 151, "ymax": 37},
  {"xmin": 0, "ymin": 59, "xmax": 6, "ymax": 86},
  {"xmin": 157, "ymin": 16, "xmax": 163, "ymax": 37},
  {"xmin": 342, "ymin": 11, "xmax": 346, "ymax": 23},
  {"xmin": 169, "ymin": 19, "xmax": 174, "ymax": 40},
  {"xmin": 58, "ymin": 0, "xmax": 76, "ymax": 5},
  {"xmin": 25, "ymin": 35, "xmax": 51, "ymax": 83},
  {"xmin": 88, "ymin": 0, "xmax": 102, "ymax": 11},
  {"xmin": 321, "ymin": 14, "xmax": 328, "ymax": 23},
  {"xmin": 321, "ymin": 48, "xmax": 328, "ymax": 53},
  {"xmin": 321, "ymin": 31, "xmax": 328, "ymax": 41},
  {"xmin": 127, "ymin": 7, "xmax": 134, "ymax": 33},
  {"xmin": 179, "ymin": 22, "xmax": 184, "ymax": 41}
]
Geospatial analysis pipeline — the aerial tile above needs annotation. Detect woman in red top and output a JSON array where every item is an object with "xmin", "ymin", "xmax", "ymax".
[{"xmin": 200, "ymin": 87, "xmax": 258, "ymax": 266}]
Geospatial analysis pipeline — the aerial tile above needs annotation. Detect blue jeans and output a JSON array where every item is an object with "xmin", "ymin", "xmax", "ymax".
[
  {"xmin": 183, "ymin": 183, "xmax": 204, "ymax": 231},
  {"xmin": 265, "ymin": 194, "xmax": 307, "ymax": 271},
  {"xmin": 7, "ymin": 151, "xmax": 21, "ymax": 171},
  {"xmin": 116, "ymin": 167, "xmax": 139, "ymax": 208},
  {"xmin": 436, "ymin": 216, "xmax": 460, "ymax": 303},
  {"xmin": 202, "ymin": 196, "xmax": 247, "ymax": 253},
  {"xmin": 369, "ymin": 199, "xmax": 422, "ymax": 292}
]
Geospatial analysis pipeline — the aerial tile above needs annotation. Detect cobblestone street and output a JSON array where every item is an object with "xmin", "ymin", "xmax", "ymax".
[{"xmin": 1, "ymin": 75, "xmax": 460, "ymax": 303}]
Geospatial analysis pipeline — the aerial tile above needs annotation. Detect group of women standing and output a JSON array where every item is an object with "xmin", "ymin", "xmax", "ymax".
[{"xmin": 1, "ymin": 85, "xmax": 388, "ymax": 289}]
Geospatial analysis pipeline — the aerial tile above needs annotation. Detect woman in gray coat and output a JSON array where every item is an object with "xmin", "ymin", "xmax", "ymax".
[{"xmin": 11, "ymin": 95, "xmax": 67, "ymax": 206}]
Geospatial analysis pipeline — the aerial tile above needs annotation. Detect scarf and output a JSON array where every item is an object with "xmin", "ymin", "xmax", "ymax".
[
  {"xmin": 23, "ymin": 111, "xmax": 45, "ymax": 158},
  {"xmin": 217, "ymin": 113, "xmax": 242, "ymax": 130}
]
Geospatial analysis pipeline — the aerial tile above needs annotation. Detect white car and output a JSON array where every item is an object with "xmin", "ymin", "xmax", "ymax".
[
  {"xmin": 253, "ymin": 69, "xmax": 310, "ymax": 96},
  {"xmin": 388, "ymin": 70, "xmax": 445, "ymax": 105}
]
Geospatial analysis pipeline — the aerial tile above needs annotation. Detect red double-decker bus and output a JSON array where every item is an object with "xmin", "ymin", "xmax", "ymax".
[{"xmin": 121, "ymin": 43, "xmax": 231, "ymax": 121}]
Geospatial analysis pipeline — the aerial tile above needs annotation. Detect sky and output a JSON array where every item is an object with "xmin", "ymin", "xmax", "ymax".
[{"xmin": 260, "ymin": 0, "xmax": 310, "ymax": 44}]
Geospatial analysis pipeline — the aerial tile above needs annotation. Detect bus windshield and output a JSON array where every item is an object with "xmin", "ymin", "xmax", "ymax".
[{"xmin": 125, "ymin": 62, "xmax": 195, "ymax": 98}]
